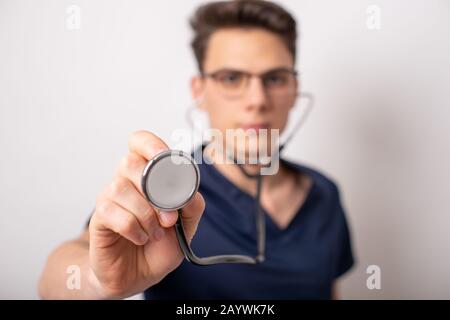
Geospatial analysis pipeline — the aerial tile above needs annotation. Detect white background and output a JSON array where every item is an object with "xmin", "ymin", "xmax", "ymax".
[{"xmin": 0, "ymin": 0, "xmax": 449, "ymax": 299}]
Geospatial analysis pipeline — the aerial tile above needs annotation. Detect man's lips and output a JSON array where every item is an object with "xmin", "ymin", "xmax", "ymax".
[{"xmin": 239, "ymin": 123, "xmax": 269, "ymax": 131}]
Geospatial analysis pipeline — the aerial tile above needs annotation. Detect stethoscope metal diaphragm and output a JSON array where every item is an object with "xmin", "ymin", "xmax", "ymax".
[{"xmin": 141, "ymin": 150, "xmax": 200, "ymax": 211}]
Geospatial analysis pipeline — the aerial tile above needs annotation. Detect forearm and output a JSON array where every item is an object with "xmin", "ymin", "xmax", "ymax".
[{"xmin": 38, "ymin": 239, "xmax": 102, "ymax": 299}]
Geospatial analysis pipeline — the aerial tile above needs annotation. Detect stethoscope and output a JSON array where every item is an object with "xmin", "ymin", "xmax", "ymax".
[{"xmin": 141, "ymin": 92, "xmax": 315, "ymax": 266}]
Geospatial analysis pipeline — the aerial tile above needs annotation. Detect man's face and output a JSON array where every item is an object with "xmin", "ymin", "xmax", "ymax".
[{"xmin": 191, "ymin": 28, "xmax": 298, "ymax": 157}]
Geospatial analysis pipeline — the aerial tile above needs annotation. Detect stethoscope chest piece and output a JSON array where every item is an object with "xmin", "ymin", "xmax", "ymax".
[{"xmin": 141, "ymin": 150, "xmax": 200, "ymax": 211}]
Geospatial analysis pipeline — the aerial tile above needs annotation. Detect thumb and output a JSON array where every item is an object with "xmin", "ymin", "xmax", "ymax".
[
  {"xmin": 156, "ymin": 192, "xmax": 205, "ymax": 243},
  {"xmin": 179, "ymin": 192, "xmax": 205, "ymax": 243}
]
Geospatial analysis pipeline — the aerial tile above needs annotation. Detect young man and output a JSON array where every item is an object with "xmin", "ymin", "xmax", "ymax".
[{"xmin": 39, "ymin": 0, "xmax": 354, "ymax": 299}]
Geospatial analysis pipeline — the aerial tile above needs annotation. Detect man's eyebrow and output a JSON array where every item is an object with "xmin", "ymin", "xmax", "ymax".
[
  {"xmin": 204, "ymin": 68, "xmax": 245, "ymax": 74},
  {"xmin": 260, "ymin": 67, "xmax": 296, "ymax": 74},
  {"xmin": 204, "ymin": 66, "xmax": 295, "ymax": 75}
]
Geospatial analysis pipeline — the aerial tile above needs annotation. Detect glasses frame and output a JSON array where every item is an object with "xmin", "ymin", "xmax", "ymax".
[{"xmin": 201, "ymin": 67, "xmax": 299, "ymax": 99}]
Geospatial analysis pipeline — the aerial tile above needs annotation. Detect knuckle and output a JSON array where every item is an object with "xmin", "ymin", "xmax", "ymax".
[
  {"xmin": 109, "ymin": 176, "xmax": 129, "ymax": 198},
  {"xmin": 118, "ymin": 214, "xmax": 135, "ymax": 235},
  {"xmin": 120, "ymin": 153, "xmax": 142, "ymax": 172},
  {"xmin": 96, "ymin": 199, "xmax": 115, "ymax": 219}
]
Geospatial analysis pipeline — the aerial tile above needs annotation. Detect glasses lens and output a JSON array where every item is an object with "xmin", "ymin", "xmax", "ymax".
[
  {"xmin": 210, "ymin": 70, "xmax": 247, "ymax": 98},
  {"xmin": 263, "ymin": 70, "xmax": 297, "ymax": 98}
]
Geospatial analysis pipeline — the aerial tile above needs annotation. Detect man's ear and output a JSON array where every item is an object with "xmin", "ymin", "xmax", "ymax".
[{"xmin": 190, "ymin": 76, "xmax": 206, "ymax": 110}]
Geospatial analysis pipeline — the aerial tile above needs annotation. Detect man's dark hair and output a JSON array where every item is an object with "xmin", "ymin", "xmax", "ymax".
[{"xmin": 190, "ymin": 0, "xmax": 297, "ymax": 73}]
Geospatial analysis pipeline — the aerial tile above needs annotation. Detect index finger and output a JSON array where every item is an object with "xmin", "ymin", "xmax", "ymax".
[{"xmin": 128, "ymin": 130, "xmax": 169, "ymax": 161}]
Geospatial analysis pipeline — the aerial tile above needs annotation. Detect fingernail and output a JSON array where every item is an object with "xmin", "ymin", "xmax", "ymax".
[
  {"xmin": 159, "ymin": 211, "xmax": 178, "ymax": 224},
  {"xmin": 153, "ymin": 227, "xmax": 165, "ymax": 241}
]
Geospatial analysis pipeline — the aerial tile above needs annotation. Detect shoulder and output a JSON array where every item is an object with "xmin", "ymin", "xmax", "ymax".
[{"xmin": 282, "ymin": 158, "xmax": 342, "ymax": 201}]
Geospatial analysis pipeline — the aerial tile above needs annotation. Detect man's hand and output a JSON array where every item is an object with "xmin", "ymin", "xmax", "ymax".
[{"xmin": 88, "ymin": 130, "xmax": 205, "ymax": 299}]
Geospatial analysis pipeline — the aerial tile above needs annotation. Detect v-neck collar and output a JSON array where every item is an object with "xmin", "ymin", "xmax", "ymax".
[{"xmin": 198, "ymin": 145, "xmax": 317, "ymax": 234}]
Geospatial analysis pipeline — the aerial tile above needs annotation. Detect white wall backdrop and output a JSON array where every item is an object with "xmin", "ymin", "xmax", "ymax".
[{"xmin": 0, "ymin": 0, "xmax": 449, "ymax": 299}]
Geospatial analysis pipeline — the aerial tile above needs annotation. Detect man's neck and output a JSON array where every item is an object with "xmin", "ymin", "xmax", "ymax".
[{"xmin": 203, "ymin": 145, "xmax": 291, "ymax": 196}]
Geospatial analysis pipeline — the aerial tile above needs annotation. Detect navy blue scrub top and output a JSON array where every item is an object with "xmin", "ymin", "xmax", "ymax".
[{"xmin": 144, "ymin": 147, "xmax": 355, "ymax": 299}]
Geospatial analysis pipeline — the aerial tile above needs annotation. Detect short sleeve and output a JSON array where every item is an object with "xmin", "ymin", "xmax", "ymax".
[{"xmin": 331, "ymin": 183, "xmax": 355, "ymax": 279}]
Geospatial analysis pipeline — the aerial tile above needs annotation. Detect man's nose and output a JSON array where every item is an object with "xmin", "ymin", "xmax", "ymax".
[{"xmin": 244, "ymin": 76, "xmax": 268, "ymax": 109}]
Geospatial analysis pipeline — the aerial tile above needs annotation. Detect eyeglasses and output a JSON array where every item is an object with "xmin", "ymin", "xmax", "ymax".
[{"xmin": 202, "ymin": 67, "xmax": 298, "ymax": 100}]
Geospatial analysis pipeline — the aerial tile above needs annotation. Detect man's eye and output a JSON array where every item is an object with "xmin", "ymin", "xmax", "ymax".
[
  {"xmin": 219, "ymin": 73, "xmax": 243, "ymax": 84},
  {"xmin": 264, "ymin": 74, "xmax": 287, "ymax": 86}
]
